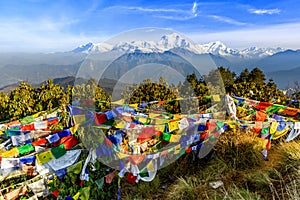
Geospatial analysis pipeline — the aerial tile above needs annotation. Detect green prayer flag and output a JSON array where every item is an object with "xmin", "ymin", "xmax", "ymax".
[
  {"xmin": 266, "ymin": 105, "xmax": 285, "ymax": 114},
  {"xmin": 20, "ymin": 115, "xmax": 35, "ymax": 125},
  {"xmin": 79, "ymin": 187, "xmax": 90, "ymax": 200},
  {"xmin": 103, "ymin": 120, "xmax": 114, "ymax": 126},
  {"xmin": 51, "ymin": 144, "xmax": 66, "ymax": 159},
  {"xmin": 139, "ymin": 168, "xmax": 149, "ymax": 178},
  {"xmin": 179, "ymin": 148, "xmax": 186, "ymax": 156},
  {"xmin": 215, "ymin": 121, "xmax": 224, "ymax": 130},
  {"xmin": 261, "ymin": 127, "xmax": 270, "ymax": 135},
  {"xmin": 67, "ymin": 161, "xmax": 83, "ymax": 174},
  {"xmin": 17, "ymin": 144, "xmax": 34, "ymax": 155},
  {"xmin": 95, "ymin": 177, "xmax": 104, "ymax": 189},
  {"xmin": 162, "ymin": 132, "xmax": 171, "ymax": 141}
]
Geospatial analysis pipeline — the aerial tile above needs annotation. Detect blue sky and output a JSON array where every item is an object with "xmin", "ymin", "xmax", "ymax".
[{"xmin": 0, "ymin": 0, "xmax": 299, "ymax": 52}]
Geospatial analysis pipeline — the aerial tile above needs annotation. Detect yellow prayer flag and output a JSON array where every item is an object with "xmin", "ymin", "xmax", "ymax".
[
  {"xmin": 174, "ymin": 144, "xmax": 181, "ymax": 155},
  {"xmin": 129, "ymin": 104, "xmax": 138, "ymax": 109},
  {"xmin": 273, "ymin": 127, "xmax": 289, "ymax": 140},
  {"xmin": 212, "ymin": 95, "xmax": 221, "ymax": 102},
  {"xmin": 169, "ymin": 134, "xmax": 181, "ymax": 143},
  {"xmin": 70, "ymin": 124, "xmax": 79, "ymax": 134},
  {"xmin": 116, "ymin": 152, "xmax": 128, "ymax": 159},
  {"xmin": 32, "ymin": 111, "xmax": 42, "ymax": 119},
  {"xmin": 154, "ymin": 118, "xmax": 168, "ymax": 125},
  {"xmin": 154, "ymin": 124, "xmax": 165, "ymax": 132},
  {"xmin": 73, "ymin": 192, "xmax": 80, "ymax": 200},
  {"xmin": 149, "ymin": 113, "xmax": 160, "ymax": 118},
  {"xmin": 138, "ymin": 117, "xmax": 148, "ymax": 124},
  {"xmin": 146, "ymin": 160, "xmax": 155, "ymax": 172},
  {"xmin": 168, "ymin": 121, "xmax": 179, "ymax": 132},
  {"xmin": 36, "ymin": 150, "xmax": 54, "ymax": 165},
  {"xmin": 73, "ymin": 114, "xmax": 86, "ymax": 125},
  {"xmin": 1, "ymin": 147, "xmax": 19, "ymax": 158},
  {"xmin": 111, "ymin": 99, "xmax": 125, "ymax": 105},
  {"xmin": 270, "ymin": 122, "xmax": 279, "ymax": 134},
  {"xmin": 115, "ymin": 120, "xmax": 126, "ymax": 129},
  {"xmin": 173, "ymin": 114, "xmax": 182, "ymax": 121},
  {"xmin": 175, "ymin": 97, "xmax": 184, "ymax": 101},
  {"xmin": 236, "ymin": 106, "xmax": 248, "ymax": 113}
]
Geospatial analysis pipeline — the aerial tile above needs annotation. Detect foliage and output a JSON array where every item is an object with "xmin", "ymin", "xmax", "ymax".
[
  {"xmin": 122, "ymin": 78, "xmax": 180, "ymax": 114},
  {"xmin": 0, "ymin": 79, "xmax": 111, "ymax": 122}
]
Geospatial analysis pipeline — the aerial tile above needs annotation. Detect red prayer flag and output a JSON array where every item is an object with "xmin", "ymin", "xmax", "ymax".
[
  {"xmin": 126, "ymin": 172, "xmax": 137, "ymax": 184},
  {"xmin": 94, "ymin": 113, "xmax": 107, "ymax": 125},
  {"xmin": 128, "ymin": 155, "xmax": 145, "ymax": 165},
  {"xmin": 52, "ymin": 189, "xmax": 59, "ymax": 198}
]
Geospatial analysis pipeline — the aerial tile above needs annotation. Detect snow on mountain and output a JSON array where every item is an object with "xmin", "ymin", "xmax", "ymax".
[
  {"xmin": 240, "ymin": 47, "xmax": 285, "ymax": 58},
  {"xmin": 71, "ymin": 33, "xmax": 285, "ymax": 58},
  {"xmin": 72, "ymin": 42, "xmax": 112, "ymax": 54},
  {"xmin": 199, "ymin": 41, "xmax": 240, "ymax": 57}
]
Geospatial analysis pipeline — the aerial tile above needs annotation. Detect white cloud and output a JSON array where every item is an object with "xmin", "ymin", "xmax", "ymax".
[
  {"xmin": 189, "ymin": 22, "xmax": 300, "ymax": 50},
  {"xmin": 208, "ymin": 15, "xmax": 247, "ymax": 26},
  {"xmin": 107, "ymin": 6, "xmax": 187, "ymax": 14},
  {"xmin": 106, "ymin": 3, "xmax": 200, "ymax": 21},
  {"xmin": 249, "ymin": 8, "xmax": 281, "ymax": 15},
  {"xmin": 156, "ymin": 15, "xmax": 197, "ymax": 21},
  {"xmin": 192, "ymin": 1, "xmax": 198, "ymax": 15}
]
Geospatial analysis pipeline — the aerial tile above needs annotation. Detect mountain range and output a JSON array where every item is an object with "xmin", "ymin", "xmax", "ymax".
[
  {"xmin": 72, "ymin": 33, "xmax": 285, "ymax": 59},
  {"xmin": 0, "ymin": 33, "xmax": 299, "ymax": 90}
]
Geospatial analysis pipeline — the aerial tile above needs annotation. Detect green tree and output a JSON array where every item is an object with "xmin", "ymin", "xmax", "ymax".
[
  {"xmin": 235, "ymin": 68, "xmax": 250, "ymax": 83},
  {"xmin": 249, "ymin": 67, "xmax": 266, "ymax": 83},
  {"xmin": 218, "ymin": 66, "xmax": 236, "ymax": 87},
  {"xmin": 7, "ymin": 82, "xmax": 37, "ymax": 120}
]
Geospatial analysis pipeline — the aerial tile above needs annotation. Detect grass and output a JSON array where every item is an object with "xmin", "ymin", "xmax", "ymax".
[{"xmin": 120, "ymin": 131, "xmax": 300, "ymax": 200}]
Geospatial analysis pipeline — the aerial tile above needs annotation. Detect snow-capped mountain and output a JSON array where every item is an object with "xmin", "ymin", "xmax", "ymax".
[
  {"xmin": 71, "ymin": 33, "xmax": 285, "ymax": 58},
  {"xmin": 240, "ymin": 47, "xmax": 285, "ymax": 58},
  {"xmin": 199, "ymin": 41, "xmax": 240, "ymax": 57}
]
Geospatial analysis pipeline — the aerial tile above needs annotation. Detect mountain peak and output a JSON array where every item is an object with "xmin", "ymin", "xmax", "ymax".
[
  {"xmin": 158, "ymin": 33, "xmax": 192, "ymax": 50},
  {"xmin": 71, "ymin": 42, "xmax": 94, "ymax": 53}
]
